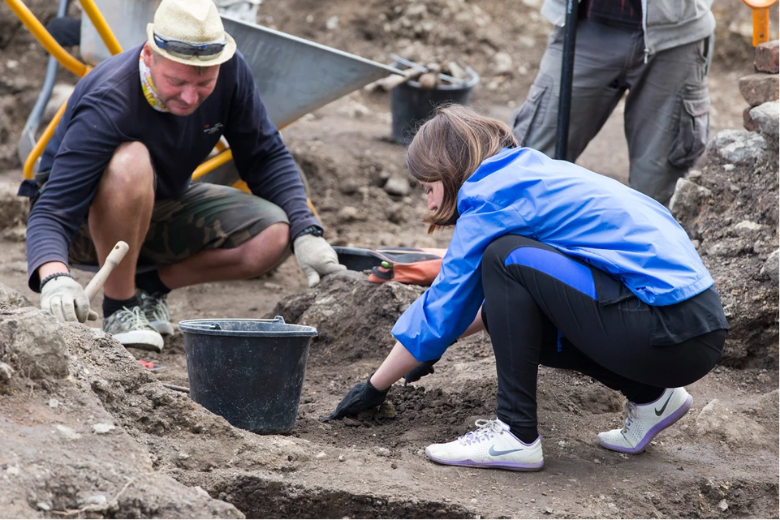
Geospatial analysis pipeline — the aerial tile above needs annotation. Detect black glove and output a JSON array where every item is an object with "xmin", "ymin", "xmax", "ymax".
[
  {"xmin": 323, "ymin": 375, "xmax": 390, "ymax": 421},
  {"xmin": 403, "ymin": 358, "xmax": 441, "ymax": 386}
]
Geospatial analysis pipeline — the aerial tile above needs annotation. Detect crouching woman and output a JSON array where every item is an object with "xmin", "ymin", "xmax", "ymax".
[{"xmin": 324, "ymin": 105, "xmax": 728, "ymax": 472}]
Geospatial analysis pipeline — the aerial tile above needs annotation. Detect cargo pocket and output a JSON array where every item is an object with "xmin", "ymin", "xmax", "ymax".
[
  {"xmin": 669, "ymin": 91, "xmax": 710, "ymax": 169},
  {"xmin": 511, "ymin": 81, "xmax": 550, "ymax": 146}
]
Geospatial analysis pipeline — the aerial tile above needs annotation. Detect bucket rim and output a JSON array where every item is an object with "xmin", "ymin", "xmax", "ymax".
[{"xmin": 178, "ymin": 318, "xmax": 318, "ymax": 337}]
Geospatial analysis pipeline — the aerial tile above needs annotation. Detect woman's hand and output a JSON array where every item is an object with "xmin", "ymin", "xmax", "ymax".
[
  {"xmin": 323, "ymin": 341, "xmax": 419, "ymax": 421},
  {"xmin": 322, "ymin": 375, "xmax": 389, "ymax": 421}
]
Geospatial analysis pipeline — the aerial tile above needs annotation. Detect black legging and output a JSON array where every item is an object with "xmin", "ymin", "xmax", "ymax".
[{"xmin": 481, "ymin": 235, "xmax": 725, "ymax": 443}]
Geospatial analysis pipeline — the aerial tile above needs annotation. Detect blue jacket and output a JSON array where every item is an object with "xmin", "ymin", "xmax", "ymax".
[{"xmin": 392, "ymin": 147, "xmax": 714, "ymax": 362}]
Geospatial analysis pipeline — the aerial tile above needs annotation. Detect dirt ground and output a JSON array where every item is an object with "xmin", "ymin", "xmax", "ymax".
[{"xmin": 0, "ymin": 0, "xmax": 778, "ymax": 518}]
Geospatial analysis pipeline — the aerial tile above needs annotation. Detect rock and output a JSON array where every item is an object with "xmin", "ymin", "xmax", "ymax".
[
  {"xmin": 738, "ymin": 73, "xmax": 779, "ymax": 107},
  {"xmin": 718, "ymin": 499, "xmax": 729, "ymax": 511},
  {"xmin": 0, "ymin": 283, "xmax": 31, "ymax": 311},
  {"xmin": 0, "ymin": 182, "xmax": 28, "ymax": 232},
  {"xmin": 754, "ymin": 41, "xmax": 779, "ymax": 74},
  {"xmin": 79, "ymin": 495, "xmax": 107, "ymax": 507},
  {"xmin": 338, "ymin": 178, "xmax": 360, "ymax": 195},
  {"xmin": 36, "ymin": 502, "xmax": 51, "ymax": 512},
  {"xmin": 315, "ymin": 451, "xmax": 326, "ymax": 459},
  {"xmin": 743, "ymin": 106, "xmax": 760, "ymax": 132},
  {"xmin": 48, "ymin": 398, "xmax": 59, "ymax": 408},
  {"xmin": 0, "ymin": 362, "xmax": 13, "ymax": 384},
  {"xmin": 734, "ymin": 220, "xmax": 765, "ymax": 233},
  {"xmin": 695, "ymin": 398, "xmax": 767, "ymax": 447},
  {"xmin": 669, "ymin": 178, "xmax": 712, "ymax": 219},
  {"xmin": 748, "ymin": 101, "xmax": 779, "ymax": 143},
  {"xmin": 383, "ymin": 176, "xmax": 410, "ymax": 196},
  {"xmin": 337, "ymin": 206, "xmax": 363, "ymax": 222},
  {"xmin": 325, "ymin": 15, "xmax": 338, "ymax": 30},
  {"xmin": 761, "ymin": 250, "xmax": 779, "ymax": 283},
  {"xmin": 93, "ymin": 423, "xmax": 116, "ymax": 434},
  {"xmin": 492, "ymin": 51, "xmax": 513, "ymax": 75},
  {"xmin": 0, "ymin": 309, "xmax": 69, "ymax": 379},
  {"xmin": 418, "ymin": 73, "xmax": 438, "ymax": 90},
  {"xmin": 374, "ymin": 447, "xmax": 391, "ymax": 457},
  {"xmin": 707, "ymin": 129, "xmax": 766, "ymax": 164},
  {"xmin": 55, "ymin": 424, "xmax": 82, "ymax": 440}
]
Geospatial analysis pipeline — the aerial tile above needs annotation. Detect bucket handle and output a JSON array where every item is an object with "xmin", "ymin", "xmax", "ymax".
[{"xmin": 187, "ymin": 316, "xmax": 287, "ymax": 331}]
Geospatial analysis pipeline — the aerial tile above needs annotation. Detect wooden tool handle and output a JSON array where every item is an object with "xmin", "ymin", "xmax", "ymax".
[{"xmin": 85, "ymin": 241, "xmax": 129, "ymax": 301}]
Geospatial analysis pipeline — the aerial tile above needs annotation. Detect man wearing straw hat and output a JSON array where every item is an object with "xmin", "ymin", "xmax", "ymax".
[{"xmin": 21, "ymin": 0, "xmax": 345, "ymax": 351}]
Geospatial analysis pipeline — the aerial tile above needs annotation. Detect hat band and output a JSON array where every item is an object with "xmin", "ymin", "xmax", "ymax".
[{"xmin": 153, "ymin": 32, "xmax": 226, "ymax": 60}]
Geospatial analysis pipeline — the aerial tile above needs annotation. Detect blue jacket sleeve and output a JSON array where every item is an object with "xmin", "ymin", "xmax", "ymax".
[
  {"xmin": 223, "ymin": 55, "xmax": 319, "ymax": 239},
  {"xmin": 392, "ymin": 198, "xmax": 530, "ymax": 361}
]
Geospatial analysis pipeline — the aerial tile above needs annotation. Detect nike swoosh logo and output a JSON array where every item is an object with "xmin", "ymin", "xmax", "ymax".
[
  {"xmin": 488, "ymin": 445, "xmax": 524, "ymax": 456},
  {"xmin": 655, "ymin": 390, "xmax": 674, "ymax": 416}
]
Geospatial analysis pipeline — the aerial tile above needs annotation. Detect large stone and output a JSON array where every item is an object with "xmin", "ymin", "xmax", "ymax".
[
  {"xmin": 762, "ymin": 249, "xmax": 779, "ymax": 283},
  {"xmin": 0, "ymin": 308, "xmax": 69, "ymax": 379},
  {"xmin": 755, "ymin": 40, "xmax": 779, "ymax": 74},
  {"xmin": 748, "ymin": 101, "xmax": 779, "ymax": 143},
  {"xmin": 738, "ymin": 73, "xmax": 779, "ymax": 107},
  {"xmin": 707, "ymin": 129, "xmax": 766, "ymax": 164},
  {"xmin": 383, "ymin": 176, "xmax": 410, "ymax": 196},
  {"xmin": 669, "ymin": 178, "xmax": 712, "ymax": 220}
]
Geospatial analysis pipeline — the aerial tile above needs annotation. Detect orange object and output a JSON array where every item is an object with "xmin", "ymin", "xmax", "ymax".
[
  {"xmin": 742, "ymin": 0, "xmax": 778, "ymax": 46},
  {"xmin": 366, "ymin": 248, "xmax": 448, "ymax": 286}
]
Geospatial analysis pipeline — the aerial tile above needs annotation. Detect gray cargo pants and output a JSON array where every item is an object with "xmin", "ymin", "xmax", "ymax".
[{"xmin": 512, "ymin": 19, "xmax": 713, "ymax": 206}]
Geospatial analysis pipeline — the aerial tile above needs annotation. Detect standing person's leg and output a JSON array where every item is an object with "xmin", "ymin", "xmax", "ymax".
[
  {"xmin": 511, "ymin": 20, "xmax": 634, "ymax": 161},
  {"xmin": 623, "ymin": 36, "xmax": 713, "ymax": 205}
]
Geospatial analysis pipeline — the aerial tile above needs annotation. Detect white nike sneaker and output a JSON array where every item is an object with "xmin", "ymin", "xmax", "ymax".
[
  {"xmin": 597, "ymin": 387, "xmax": 692, "ymax": 454},
  {"xmin": 425, "ymin": 418, "xmax": 544, "ymax": 471}
]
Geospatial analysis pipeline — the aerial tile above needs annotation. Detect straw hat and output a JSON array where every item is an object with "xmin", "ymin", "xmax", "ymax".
[{"xmin": 146, "ymin": 0, "xmax": 236, "ymax": 66}]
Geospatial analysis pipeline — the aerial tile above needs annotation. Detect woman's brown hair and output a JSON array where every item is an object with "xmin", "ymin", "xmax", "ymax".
[{"xmin": 407, "ymin": 104, "xmax": 517, "ymax": 232}]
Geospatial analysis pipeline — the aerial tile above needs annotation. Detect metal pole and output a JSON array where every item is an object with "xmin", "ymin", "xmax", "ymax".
[{"xmin": 554, "ymin": 0, "xmax": 579, "ymax": 161}]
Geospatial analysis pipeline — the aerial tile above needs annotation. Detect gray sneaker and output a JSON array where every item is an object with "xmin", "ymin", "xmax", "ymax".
[
  {"xmin": 137, "ymin": 289, "xmax": 174, "ymax": 336},
  {"xmin": 103, "ymin": 306, "xmax": 164, "ymax": 352}
]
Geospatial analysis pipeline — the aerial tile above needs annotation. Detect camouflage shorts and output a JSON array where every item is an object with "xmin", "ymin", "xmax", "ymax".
[{"xmin": 69, "ymin": 182, "xmax": 289, "ymax": 268}]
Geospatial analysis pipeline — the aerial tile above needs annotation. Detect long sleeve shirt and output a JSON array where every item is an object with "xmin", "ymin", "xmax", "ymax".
[{"xmin": 22, "ymin": 44, "xmax": 318, "ymax": 291}]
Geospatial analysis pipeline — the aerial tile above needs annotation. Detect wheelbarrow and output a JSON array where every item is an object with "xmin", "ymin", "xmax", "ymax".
[{"xmin": 5, "ymin": 0, "xmax": 402, "ymax": 207}]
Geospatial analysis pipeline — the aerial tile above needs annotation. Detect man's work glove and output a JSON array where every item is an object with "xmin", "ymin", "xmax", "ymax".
[
  {"xmin": 40, "ymin": 275, "xmax": 98, "ymax": 323},
  {"xmin": 403, "ymin": 358, "xmax": 440, "ymax": 386},
  {"xmin": 293, "ymin": 234, "xmax": 346, "ymax": 287},
  {"xmin": 323, "ymin": 375, "xmax": 390, "ymax": 421}
]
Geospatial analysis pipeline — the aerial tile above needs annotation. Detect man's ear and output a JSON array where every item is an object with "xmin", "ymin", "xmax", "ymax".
[{"xmin": 142, "ymin": 43, "xmax": 154, "ymax": 68}]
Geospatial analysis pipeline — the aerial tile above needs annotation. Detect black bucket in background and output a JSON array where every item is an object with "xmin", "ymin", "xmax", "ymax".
[
  {"xmin": 179, "ymin": 316, "xmax": 317, "ymax": 434},
  {"xmin": 390, "ymin": 65, "xmax": 480, "ymax": 145}
]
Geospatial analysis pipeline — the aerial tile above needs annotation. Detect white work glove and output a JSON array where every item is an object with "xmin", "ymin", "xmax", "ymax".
[
  {"xmin": 40, "ymin": 275, "xmax": 98, "ymax": 323},
  {"xmin": 293, "ymin": 234, "xmax": 347, "ymax": 287}
]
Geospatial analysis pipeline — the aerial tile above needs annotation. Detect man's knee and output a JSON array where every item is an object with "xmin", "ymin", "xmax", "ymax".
[
  {"xmin": 241, "ymin": 222, "xmax": 290, "ymax": 273},
  {"xmin": 102, "ymin": 142, "xmax": 154, "ymax": 194}
]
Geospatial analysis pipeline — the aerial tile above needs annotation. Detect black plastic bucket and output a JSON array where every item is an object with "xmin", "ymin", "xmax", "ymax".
[
  {"xmin": 179, "ymin": 316, "xmax": 317, "ymax": 434},
  {"xmin": 390, "ymin": 65, "xmax": 480, "ymax": 145}
]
